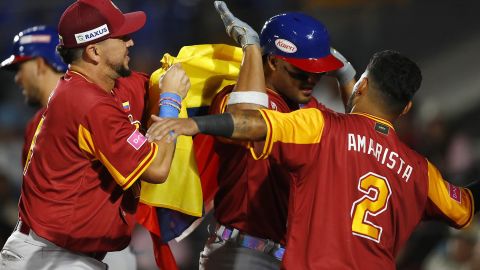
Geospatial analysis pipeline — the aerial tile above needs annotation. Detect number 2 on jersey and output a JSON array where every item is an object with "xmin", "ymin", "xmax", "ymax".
[{"xmin": 351, "ymin": 172, "xmax": 392, "ymax": 243}]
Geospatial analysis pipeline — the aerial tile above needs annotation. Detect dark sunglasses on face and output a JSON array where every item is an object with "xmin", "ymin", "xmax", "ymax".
[{"xmin": 283, "ymin": 66, "xmax": 326, "ymax": 82}]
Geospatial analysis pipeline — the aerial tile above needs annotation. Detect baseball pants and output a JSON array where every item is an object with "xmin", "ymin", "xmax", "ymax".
[
  {"xmin": 0, "ymin": 230, "xmax": 107, "ymax": 270},
  {"xmin": 199, "ymin": 230, "xmax": 280, "ymax": 270}
]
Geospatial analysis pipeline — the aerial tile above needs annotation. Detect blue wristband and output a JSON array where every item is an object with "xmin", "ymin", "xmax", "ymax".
[
  {"xmin": 160, "ymin": 92, "xmax": 181, "ymax": 105},
  {"xmin": 159, "ymin": 93, "xmax": 182, "ymax": 118},
  {"xmin": 159, "ymin": 103, "xmax": 180, "ymax": 118}
]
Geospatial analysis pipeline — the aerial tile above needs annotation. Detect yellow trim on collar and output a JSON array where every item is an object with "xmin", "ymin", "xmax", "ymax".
[{"xmin": 351, "ymin": 112, "xmax": 395, "ymax": 130}]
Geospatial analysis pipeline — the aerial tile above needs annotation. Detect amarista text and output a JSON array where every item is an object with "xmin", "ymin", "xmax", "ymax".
[{"xmin": 347, "ymin": 133, "xmax": 413, "ymax": 182}]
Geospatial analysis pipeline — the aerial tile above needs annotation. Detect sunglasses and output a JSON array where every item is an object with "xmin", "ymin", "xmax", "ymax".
[{"xmin": 283, "ymin": 66, "xmax": 325, "ymax": 82}]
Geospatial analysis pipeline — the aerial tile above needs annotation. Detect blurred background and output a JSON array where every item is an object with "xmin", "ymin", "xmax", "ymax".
[{"xmin": 1, "ymin": 0, "xmax": 480, "ymax": 269}]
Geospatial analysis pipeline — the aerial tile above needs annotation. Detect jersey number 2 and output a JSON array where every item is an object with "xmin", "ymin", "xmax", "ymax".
[{"xmin": 351, "ymin": 172, "xmax": 392, "ymax": 243}]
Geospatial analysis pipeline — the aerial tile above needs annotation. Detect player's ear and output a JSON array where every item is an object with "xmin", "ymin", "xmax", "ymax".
[
  {"xmin": 84, "ymin": 44, "xmax": 101, "ymax": 64},
  {"xmin": 35, "ymin": 57, "xmax": 48, "ymax": 75},
  {"xmin": 355, "ymin": 75, "xmax": 368, "ymax": 96},
  {"xmin": 266, "ymin": 55, "xmax": 278, "ymax": 71},
  {"xmin": 400, "ymin": 101, "xmax": 413, "ymax": 116}
]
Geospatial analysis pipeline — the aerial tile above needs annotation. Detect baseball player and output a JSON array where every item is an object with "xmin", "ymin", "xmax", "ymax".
[
  {"xmin": 0, "ymin": 1, "xmax": 190, "ymax": 269},
  {"xmin": 0, "ymin": 25, "xmax": 142, "ymax": 270},
  {"xmin": 147, "ymin": 48, "xmax": 479, "ymax": 269},
  {"xmin": 191, "ymin": 2, "xmax": 355, "ymax": 269},
  {"xmin": 0, "ymin": 26, "xmax": 68, "ymax": 165}
]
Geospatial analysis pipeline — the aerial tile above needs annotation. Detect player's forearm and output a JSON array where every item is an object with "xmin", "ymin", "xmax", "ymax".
[
  {"xmin": 231, "ymin": 110, "xmax": 267, "ymax": 139},
  {"xmin": 328, "ymin": 48, "xmax": 356, "ymax": 111},
  {"xmin": 193, "ymin": 110, "xmax": 267, "ymax": 140},
  {"xmin": 339, "ymin": 79, "xmax": 356, "ymax": 111},
  {"xmin": 235, "ymin": 45, "xmax": 265, "ymax": 92},
  {"xmin": 141, "ymin": 142, "xmax": 175, "ymax": 184},
  {"xmin": 226, "ymin": 45, "xmax": 267, "ymax": 111}
]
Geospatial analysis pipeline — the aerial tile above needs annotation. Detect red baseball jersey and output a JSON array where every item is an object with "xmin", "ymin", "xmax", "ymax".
[
  {"xmin": 210, "ymin": 85, "xmax": 329, "ymax": 243},
  {"xmin": 255, "ymin": 108, "xmax": 474, "ymax": 269},
  {"xmin": 22, "ymin": 108, "xmax": 46, "ymax": 166},
  {"xmin": 20, "ymin": 70, "xmax": 157, "ymax": 254}
]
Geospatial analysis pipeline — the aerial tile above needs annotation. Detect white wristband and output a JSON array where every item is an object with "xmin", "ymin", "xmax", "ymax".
[{"xmin": 226, "ymin": 91, "xmax": 269, "ymax": 107}]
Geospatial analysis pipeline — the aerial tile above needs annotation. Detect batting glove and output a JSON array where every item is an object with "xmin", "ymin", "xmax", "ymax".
[
  {"xmin": 328, "ymin": 48, "xmax": 356, "ymax": 86},
  {"xmin": 214, "ymin": 1, "xmax": 260, "ymax": 49}
]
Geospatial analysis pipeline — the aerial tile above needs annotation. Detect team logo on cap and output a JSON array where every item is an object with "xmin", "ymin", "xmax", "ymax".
[
  {"xmin": 74, "ymin": 24, "xmax": 110, "ymax": 44},
  {"xmin": 275, "ymin": 39, "xmax": 297, "ymax": 54}
]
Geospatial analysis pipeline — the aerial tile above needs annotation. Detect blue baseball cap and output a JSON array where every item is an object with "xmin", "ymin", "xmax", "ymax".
[
  {"xmin": 1, "ymin": 25, "xmax": 67, "ymax": 72},
  {"xmin": 260, "ymin": 12, "xmax": 343, "ymax": 73}
]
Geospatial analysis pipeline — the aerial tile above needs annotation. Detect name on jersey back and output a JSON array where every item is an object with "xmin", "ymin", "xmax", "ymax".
[{"xmin": 347, "ymin": 133, "xmax": 413, "ymax": 182}]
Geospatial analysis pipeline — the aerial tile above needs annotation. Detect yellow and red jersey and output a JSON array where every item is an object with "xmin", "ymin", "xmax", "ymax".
[
  {"xmin": 256, "ymin": 108, "xmax": 474, "ymax": 269},
  {"xmin": 210, "ymin": 85, "xmax": 330, "ymax": 244},
  {"xmin": 22, "ymin": 108, "xmax": 45, "ymax": 166},
  {"xmin": 20, "ymin": 70, "xmax": 156, "ymax": 253}
]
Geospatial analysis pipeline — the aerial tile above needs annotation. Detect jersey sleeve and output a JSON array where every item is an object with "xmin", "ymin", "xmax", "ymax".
[
  {"xmin": 425, "ymin": 160, "xmax": 474, "ymax": 228},
  {"xmin": 78, "ymin": 99, "xmax": 158, "ymax": 190},
  {"xmin": 209, "ymin": 85, "xmax": 235, "ymax": 114},
  {"xmin": 251, "ymin": 108, "xmax": 325, "ymax": 168}
]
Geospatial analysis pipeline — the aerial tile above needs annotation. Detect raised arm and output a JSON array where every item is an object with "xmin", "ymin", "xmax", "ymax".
[
  {"xmin": 141, "ymin": 64, "xmax": 190, "ymax": 183},
  {"xmin": 214, "ymin": 1, "xmax": 267, "ymax": 111},
  {"xmin": 328, "ymin": 48, "xmax": 357, "ymax": 111}
]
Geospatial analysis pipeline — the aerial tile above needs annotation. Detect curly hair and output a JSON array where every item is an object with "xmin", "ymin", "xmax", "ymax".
[{"xmin": 367, "ymin": 50, "xmax": 422, "ymax": 115}]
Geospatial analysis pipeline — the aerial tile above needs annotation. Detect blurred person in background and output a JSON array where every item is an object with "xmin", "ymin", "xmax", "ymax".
[
  {"xmin": 422, "ymin": 225, "xmax": 479, "ymax": 270},
  {"xmin": 0, "ymin": 25, "xmax": 67, "ymax": 167},
  {"xmin": 468, "ymin": 224, "xmax": 480, "ymax": 270}
]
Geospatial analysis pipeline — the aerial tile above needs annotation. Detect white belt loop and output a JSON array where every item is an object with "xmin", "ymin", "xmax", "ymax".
[
  {"xmin": 230, "ymin": 227, "xmax": 239, "ymax": 240},
  {"xmin": 216, "ymin": 224, "xmax": 226, "ymax": 239}
]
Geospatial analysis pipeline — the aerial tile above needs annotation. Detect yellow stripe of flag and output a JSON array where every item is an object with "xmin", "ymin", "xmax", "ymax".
[{"xmin": 140, "ymin": 44, "xmax": 243, "ymax": 217}]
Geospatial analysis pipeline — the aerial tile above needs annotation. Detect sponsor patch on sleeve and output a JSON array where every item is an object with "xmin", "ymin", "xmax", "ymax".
[
  {"xmin": 127, "ymin": 129, "xmax": 147, "ymax": 150},
  {"xmin": 448, "ymin": 183, "xmax": 462, "ymax": 203}
]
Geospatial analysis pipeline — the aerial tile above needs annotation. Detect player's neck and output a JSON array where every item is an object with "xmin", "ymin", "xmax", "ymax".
[
  {"xmin": 69, "ymin": 63, "xmax": 116, "ymax": 93},
  {"xmin": 351, "ymin": 101, "xmax": 397, "ymax": 124},
  {"xmin": 39, "ymin": 73, "xmax": 63, "ymax": 107}
]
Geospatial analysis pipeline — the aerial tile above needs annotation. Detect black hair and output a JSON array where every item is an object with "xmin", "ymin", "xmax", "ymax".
[
  {"xmin": 367, "ymin": 50, "xmax": 422, "ymax": 115},
  {"xmin": 56, "ymin": 45, "xmax": 83, "ymax": 65}
]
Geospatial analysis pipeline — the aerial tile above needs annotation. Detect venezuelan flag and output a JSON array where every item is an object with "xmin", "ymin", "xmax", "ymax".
[
  {"xmin": 122, "ymin": 101, "xmax": 130, "ymax": 112},
  {"xmin": 136, "ymin": 44, "xmax": 243, "ymax": 269}
]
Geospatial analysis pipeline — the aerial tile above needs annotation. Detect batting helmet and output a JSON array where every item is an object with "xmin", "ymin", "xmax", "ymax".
[
  {"xmin": 0, "ymin": 25, "xmax": 67, "ymax": 72},
  {"xmin": 260, "ymin": 12, "xmax": 343, "ymax": 73}
]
